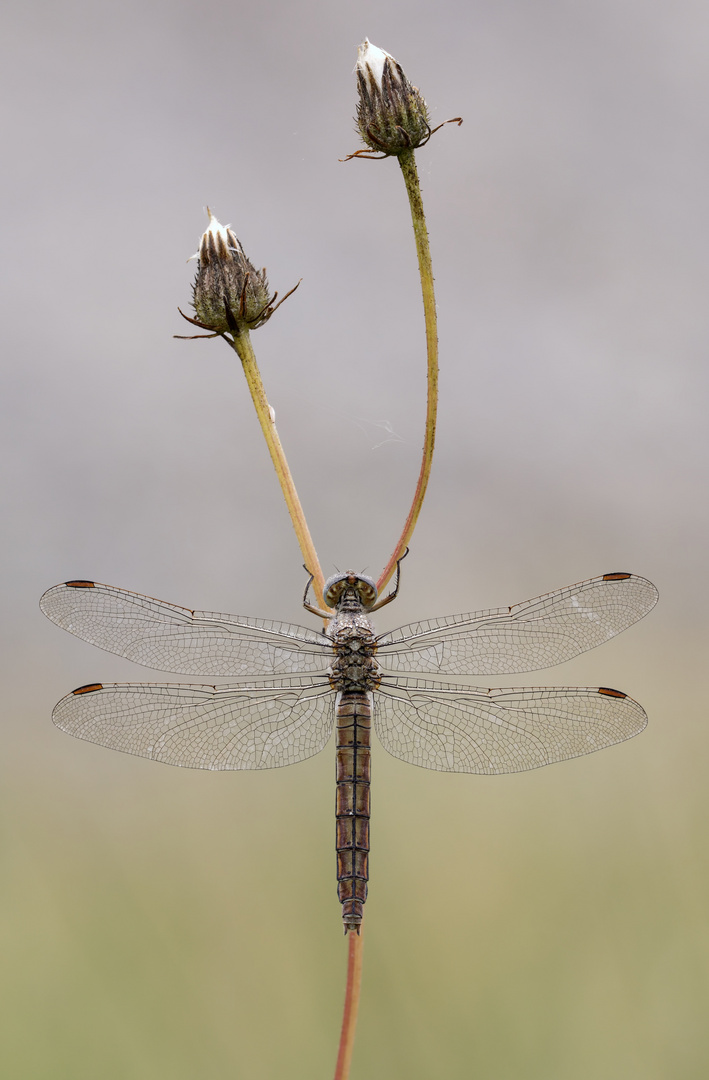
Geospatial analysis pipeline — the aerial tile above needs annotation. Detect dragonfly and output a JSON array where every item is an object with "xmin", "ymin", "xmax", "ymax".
[{"xmin": 40, "ymin": 565, "xmax": 657, "ymax": 932}]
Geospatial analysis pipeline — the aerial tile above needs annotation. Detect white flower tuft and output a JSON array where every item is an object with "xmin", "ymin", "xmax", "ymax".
[{"xmin": 356, "ymin": 39, "xmax": 396, "ymax": 89}]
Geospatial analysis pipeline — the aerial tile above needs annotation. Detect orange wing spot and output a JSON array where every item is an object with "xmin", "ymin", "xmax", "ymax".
[
  {"xmin": 73, "ymin": 683, "xmax": 103, "ymax": 695},
  {"xmin": 598, "ymin": 687, "xmax": 626, "ymax": 698},
  {"xmin": 65, "ymin": 580, "xmax": 96, "ymax": 588},
  {"xmin": 602, "ymin": 572, "xmax": 631, "ymax": 581}
]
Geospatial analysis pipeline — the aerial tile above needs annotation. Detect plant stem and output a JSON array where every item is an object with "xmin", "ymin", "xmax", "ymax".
[
  {"xmin": 377, "ymin": 147, "xmax": 439, "ymax": 595},
  {"xmin": 228, "ymin": 329, "xmax": 327, "ymax": 604},
  {"xmin": 230, "ymin": 323, "xmax": 364, "ymax": 1077},
  {"xmin": 334, "ymin": 929, "xmax": 364, "ymax": 1080}
]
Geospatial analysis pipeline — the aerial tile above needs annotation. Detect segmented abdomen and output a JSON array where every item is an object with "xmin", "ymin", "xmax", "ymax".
[{"xmin": 335, "ymin": 691, "xmax": 371, "ymax": 933}]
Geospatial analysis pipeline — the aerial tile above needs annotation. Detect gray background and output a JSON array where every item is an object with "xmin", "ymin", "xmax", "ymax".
[{"xmin": 2, "ymin": 1, "xmax": 707, "ymax": 1077}]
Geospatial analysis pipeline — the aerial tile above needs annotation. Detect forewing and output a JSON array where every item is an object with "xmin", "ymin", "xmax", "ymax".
[
  {"xmin": 52, "ymin": 676, "xmax": 335, "ymax": 769},
  {"xmin": 40, "ymin": 581, "xmax": 330, "ymax": 676},
  {"xmin": 374, "ymin": 676, "xmax": 647, "ymax": 774},
  {"xmin": 376, "ymin": 573, "xmax": 658, "ymax": 675}
]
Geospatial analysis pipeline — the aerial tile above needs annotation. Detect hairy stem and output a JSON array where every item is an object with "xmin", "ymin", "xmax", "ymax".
[
  {"xmin": 229, "ymin": 329, "xmax": 326, "ymax": 604},
  {"xmin": 377, "ymin": 147, "xmax": 439, "ymax": 593}
]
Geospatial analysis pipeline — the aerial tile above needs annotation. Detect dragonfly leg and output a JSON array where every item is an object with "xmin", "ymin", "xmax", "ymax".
[
  {"xmin": 370, "ymin": 547, "xmax": 409, "ymax": 612},
  {"xmin": 302, "ymin": 565, "xmax": 331, "ymax": 619}
]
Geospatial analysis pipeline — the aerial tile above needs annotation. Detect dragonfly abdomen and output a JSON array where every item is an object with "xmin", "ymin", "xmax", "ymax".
[{"xmin": 335, "ymin": 691, "xmax": 371, "ymax": 933}]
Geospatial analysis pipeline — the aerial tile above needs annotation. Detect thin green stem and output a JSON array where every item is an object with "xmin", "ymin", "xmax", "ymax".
[
  {"xmin": 228, "ymin": 329, "xmax": 327, "ymax": 606},
  {"xmin": 377, "ymin": 147, "xmax": 438, "ymax": 593}
]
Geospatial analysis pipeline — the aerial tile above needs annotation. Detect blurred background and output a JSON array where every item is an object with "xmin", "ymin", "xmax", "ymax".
[{"xmin": 2, "ymin": 0, "xmax": 708, "ymax": 1076}]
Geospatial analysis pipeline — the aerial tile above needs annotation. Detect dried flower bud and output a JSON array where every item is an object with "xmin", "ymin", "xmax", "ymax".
[
  {"xmin": 355, "ymin": 40, "xmax": 430, "ymax": 156},
  {"xmin": 190, "ymin": 210, "xmax": 274, "ymax": 334}
]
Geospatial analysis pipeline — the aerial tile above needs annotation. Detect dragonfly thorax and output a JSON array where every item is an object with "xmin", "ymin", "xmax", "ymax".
[{"xmin": 326, "ymin": 614, "xmax": 380, "ymax": 693}]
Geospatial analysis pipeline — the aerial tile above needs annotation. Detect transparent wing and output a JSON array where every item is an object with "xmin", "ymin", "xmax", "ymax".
[
  {"xmin": 52, "ymin": 676, "xmax": 335, "ymax": 769},
  {"xmin": 40, "ymin": 580, "xmax": 330, "ymax": 676},
  {"xmin": 374, "ymin": 676, "xmax": 647, "ymax": 774},
  {"xmin": 376, "ymin": 573, "xmax": 658, "ymax": 676}
]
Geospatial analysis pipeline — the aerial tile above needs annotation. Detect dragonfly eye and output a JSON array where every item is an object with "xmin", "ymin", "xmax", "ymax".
[{"xmin": 323, "ymin": 572, "xmax": 378, "ymax": 609}]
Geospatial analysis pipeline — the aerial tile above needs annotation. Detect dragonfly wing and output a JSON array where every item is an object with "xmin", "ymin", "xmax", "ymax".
[
  {"xmin": 373, "ymin": 676, "xmax": 647, "ymax": 774},
  {"xmin": 376, "ymin": 573, "xmax": 658, "ymax": 675},
  {"xmin": 40, "ymin": 581, "xmax": 330, "ymax": 676},
  {"xmin": 52, "ymin": 676, "xmax": 335, "ymax": 769}
]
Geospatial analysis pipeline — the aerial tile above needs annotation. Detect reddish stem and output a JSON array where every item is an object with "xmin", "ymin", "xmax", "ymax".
[{"xmin": 333, "ymin": 929, "xmax": 364, "ymax": 1080}]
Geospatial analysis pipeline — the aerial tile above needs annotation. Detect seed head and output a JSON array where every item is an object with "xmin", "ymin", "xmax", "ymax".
[
  {"xmin": 190, "ymin": 210, "xmax": 274, "ymax": 334},
  {"xmin": 355, "ymin": 40, "xmax": 431, "ymax": 156}
]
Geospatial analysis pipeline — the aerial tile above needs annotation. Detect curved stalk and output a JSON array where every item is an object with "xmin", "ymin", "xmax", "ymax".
[
  {"xmin": 228, "ymin": 329, "xmax": 326, "ymax": 605},
  {"xmin": 334, "ymin": 929, "xmax": 364, "ymax": 1080},
  {"xmin": 377, "ymin": 147, "xmax": 439, "ymax": 593}
]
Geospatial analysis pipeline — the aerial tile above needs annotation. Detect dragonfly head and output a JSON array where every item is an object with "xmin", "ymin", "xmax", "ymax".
[{"xmin": 323, "ymin": 571, "xmax": 378, "ymax": 611}]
